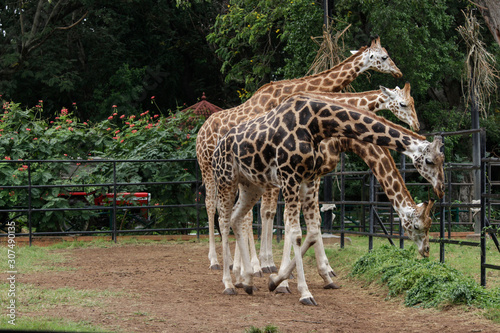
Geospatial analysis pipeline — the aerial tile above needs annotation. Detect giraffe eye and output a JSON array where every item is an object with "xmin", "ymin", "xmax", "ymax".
[
  {"xmin": 414, "ymin": 224, "xmax": 420, "ymax": 230},
  {"xmin": 400, "ymin": 103, "xmax": 407, "ymax": 107},
  {"xmin": 382, "ymin": 56, "xmax": 388, "ymax": 61},
  {"xmin": 425, "ymin": 158, "xmax": 435, "ymax": 165}
]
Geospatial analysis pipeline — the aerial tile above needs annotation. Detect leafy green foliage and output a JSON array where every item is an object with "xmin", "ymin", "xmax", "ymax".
[
  {"xmin": 207, "ymin": 0, "xmax": 322, "ymax": 100},
  {"xmin": 0, "ymin": 98, "xmax": 205, "ymax": 232},
  {"xmin": 351, "ymin": 245, "xmax": 500, "ymax": 309}
]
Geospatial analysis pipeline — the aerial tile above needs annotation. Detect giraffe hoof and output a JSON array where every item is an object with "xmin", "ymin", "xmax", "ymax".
[
  {"xmin": 324, "ymin": 282, "xmax": 341, "ymax": 289},
  {"xmin": 300, "ymin": 297, "xmax": 318, "ymax": 306},
  {"xmin": 253, "ymin": 270, "xmax": 263, "ymax": 278},
  {"xmin": 243, "ymin": 285, "xmax": 254, "ymax": 295},
  {"xmin": 223, "ymin": 288, "xmax": 237, "ymax": 295},
  {"xmin": 235, "ymin": 282, "xmax": 244, "ymax": 288},
  {"xmin": 262, "ymin": 267, "xmax": 272, "ymax": 274},
  {"xmin": 209, "ymin": 264, "xmax": 221, "ymax": 270},
  {"xmin": 268, "ymin": 274, "xmax": 279, "ymax": 292},
  {"xmin": 275, "ymin": 286, "xmax": 291, "ymax": 294},
  {"xmin": 270, "ymin": 266, "xmax": 278, "ymax": 273}
]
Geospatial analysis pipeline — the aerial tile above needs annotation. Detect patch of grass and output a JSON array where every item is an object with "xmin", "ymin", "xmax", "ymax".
[
  {"xmin": 349, "ymin": 245, "xmax": 500, "ymax": 322},
  {"xmin": 0, "ymin": 316, "xmax": 109, "ymax": 332},
  {"xmin": 0, "ymin": 283, "xmax": 126, "ymax": 312},
  {"xmin": 0, "ymin": 245, "xmax": 67, "ymax": 273},
  {"xmin": 245, "ymin": 324, "xmax": 281, "ymax": 333}
]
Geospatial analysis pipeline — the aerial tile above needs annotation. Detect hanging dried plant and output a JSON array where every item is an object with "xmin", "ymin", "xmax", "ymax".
[
  {"xmin": 457, "ymin": 10, "xmax": 499, "ymax": 118},
  {"xmin": 307, "ymin": 23, "xmax": 355, "ymax": 92}
]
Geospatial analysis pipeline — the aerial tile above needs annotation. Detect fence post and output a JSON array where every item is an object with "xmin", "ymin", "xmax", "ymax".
[
  {"xmin": 28, "ymin": 162, "xmax": 33, "ymax": 246},
  {"xmin": 340, "ymin": 153, "xmax": 346, "ymax": 248},
  {"xmin": 112, "ymin": 161, "xmax": 117, "ymax": 243},
  {"xmin": 368, "ymin": 171, "xmax": 374, "ymax": 251},
  {"xmin": 480, "ymin": 129, "xmax": 486, "ymax": 286},
  {"xmin": 195, "ymin": 159, "xmax": 200, "ymax": 241},
  {"xmin": 399, "ymin": 154, "xmax": 405, "ymax": 249},
  {"xmin": 439, "ymin": 135, "xmax": 446, "ymax": 263}
]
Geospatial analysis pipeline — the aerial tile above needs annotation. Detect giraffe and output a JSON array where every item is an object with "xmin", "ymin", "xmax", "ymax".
[
  {"xmin": 212, "ymin": 94, "xmax": 445, "ymax": 305},
  {"xmin": 196, "ymin": 36, "xmax": 403, "ymax": 271},
  {"xmin": 233, "ymin": 82, "xmax": 421, "ymax": 277},
  {"xmin": 237, "ymin": 83, "xmax": 443, "ymax": 292}
]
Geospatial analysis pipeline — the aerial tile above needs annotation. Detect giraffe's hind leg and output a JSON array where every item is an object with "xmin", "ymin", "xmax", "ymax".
[
  {"xmin": 259, "ymin": 188, "xmax": 279, "ymax": 273},
  {"xmin": 230, "ymin": 184, "xmax": 265, "ymax": 294}
]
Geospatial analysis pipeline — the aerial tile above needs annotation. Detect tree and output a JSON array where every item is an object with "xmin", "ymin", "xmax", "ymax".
[
  {"xmin": 474, "ymin": 0, "xmax": 500, "ymax": 48},
  {"xmin": 206, "ymin": 0, "xmax": 323, "ymax": 100},
  {"xmin": 0, "ymin": 0, "xmax": 87, "ymax": 78}
]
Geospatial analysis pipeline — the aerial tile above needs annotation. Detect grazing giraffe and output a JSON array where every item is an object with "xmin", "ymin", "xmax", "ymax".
[
  {"xmin": 236, "ymin": 84, "xmax": 443, "ymax": 292},
  {"xmin": 272, "ymin": 137, "xmax": 440, "ymax": 293},
  {"xmin": 212, "ymin": 95, "xmax": 445, "ymax": 305},
  {"xmin": 197, "ymin": 36, "xmax": 402, "ymax": 271},
  {"xmin": 255, "ymin": 82, "xmax": 426, "ymax": 275}
]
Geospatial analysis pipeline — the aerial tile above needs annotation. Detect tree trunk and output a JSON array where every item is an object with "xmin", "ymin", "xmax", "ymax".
[{"xmin": 474, "ymin": 0, "xmax": 500, "ymax": 47}]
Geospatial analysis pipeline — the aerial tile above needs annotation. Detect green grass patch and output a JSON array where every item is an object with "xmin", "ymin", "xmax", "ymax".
[
  {"xmin": 0, "ymin": 316, "xmax": 107, "ymax": 332},
  {"xmin": 245, "ymin": 324, "xmax": 281, "ymax": 333},
  {"xmin": 0, "ymin": 245, "xmax": 68, "ymax": 273},
  {"xmin": 348, "ymin": 245, "xmax": 500, "ymax": 322},
  {"xmin": 0, "ymin": 283, "xmax": 126, "ymax": 312}
]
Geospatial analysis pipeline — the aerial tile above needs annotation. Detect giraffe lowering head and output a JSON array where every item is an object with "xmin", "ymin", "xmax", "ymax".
[
  {"xmin": 403, "ymin": 200, "xmax": 435, "ymax": 257},
  {"xmin": 412, "ymin": 136, "xmax": 445, "ymax": 199},
  {"xmin": 380, "ymin": 82, "xmax": 419, "ymax": 131}
]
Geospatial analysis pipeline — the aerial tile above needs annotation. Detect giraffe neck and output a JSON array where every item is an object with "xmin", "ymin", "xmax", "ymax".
[
  {"xmin": 294, "ymin": 96, "xmax": 428, "ymax": 161},
  {"xmin": 343, "ymin": 139, "xmax": 417, "ymax": 232},
  {"xmin": 290, "ymin": 46, "xmax": 368, "ymax": 93},
  {"xmin": 298, "ymin": 90, "xmax": 386, "ymax": 113}
]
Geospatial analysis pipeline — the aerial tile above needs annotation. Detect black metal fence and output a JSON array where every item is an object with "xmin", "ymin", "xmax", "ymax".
[
  {"xmin": 1, "ymin": 130, "xmax": 499, "ymax": 285},
  {"xmin": 0, "ymin": 158, "xmax": 206, "ymax": 243}
]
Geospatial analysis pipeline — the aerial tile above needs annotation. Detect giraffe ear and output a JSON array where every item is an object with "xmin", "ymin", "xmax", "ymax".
[
  {"xmin": 350, "ymin": 50, "xmax": 358, "ymax": 55},
  {"xmin": 380, "ymin": 86, "xmax": 396, "ymax": 99}
]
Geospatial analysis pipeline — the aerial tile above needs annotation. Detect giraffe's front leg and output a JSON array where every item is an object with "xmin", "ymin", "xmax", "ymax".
[
  {"xmin": 310, "ymin": 180, "xmax": 339, "ymax": 289},
  {"xmin": 269, "ymin": 195, "xmax": 317, "ymax": 306}
]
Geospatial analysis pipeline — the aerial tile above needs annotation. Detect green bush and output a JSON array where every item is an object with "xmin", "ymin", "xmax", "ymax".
[
  {"xmin": 351, "ymin": 245, "xmax": 500, "ymax": 308},
  {"xmin": 0, "ymin": 98, "xmax": 205, "ymax": 232}
]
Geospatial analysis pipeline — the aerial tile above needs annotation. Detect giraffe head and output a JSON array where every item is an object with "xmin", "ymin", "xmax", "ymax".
[
  {"xmin": 353, "ymin": 36, "xmax": 402, "ymax": 78},
  {"xmin": 412, "ymin": 136, "xmax": 445, "ymax": 199},
  {"xmin": 404, "ymin": 200, "xmax": 434, "ymax": 257},
  {"xmin": 380, "ymin": 82, "xmax": 420, "ymax": 131}
]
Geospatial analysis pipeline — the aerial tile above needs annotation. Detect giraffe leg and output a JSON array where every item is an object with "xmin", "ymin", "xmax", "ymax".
[
  {"xmin": 230, "ymin": 184, "xmax": 265, "ymax": 295},
  {"xmin": 205, "ymin": 178, "xmax": 222, "ymax": 270},
  {"xmin": 269, "ymin": 187, "xmax": 317, "ymax": 305},
  {"xmin": 310, "ymin": 179, "xmax": 339, "ymax": 289},
  {"xmin": 244, "ymin": 210, "xmax": 263, "ymax": 277},
  {"xmin": 259, "ymin": 188, "xmax": 279, "ymax": 273},
  {"xmin": 274, "ymin": 206, "xmax": 292, "ymax": 294},
  {"xmin": 218, "ymin": 191, "xmax": 237, "ymax": 295}
]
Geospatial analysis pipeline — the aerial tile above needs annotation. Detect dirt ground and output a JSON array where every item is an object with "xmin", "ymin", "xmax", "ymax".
[{"xmin": 20, "ymin": 241, "xmax": 500, "ymax": 333}]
